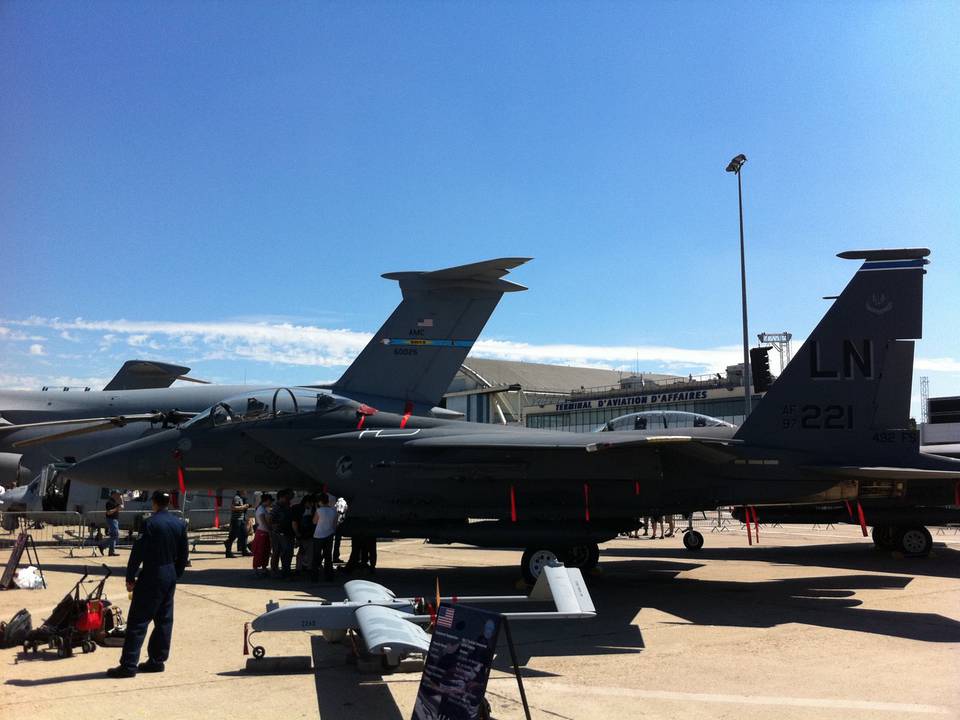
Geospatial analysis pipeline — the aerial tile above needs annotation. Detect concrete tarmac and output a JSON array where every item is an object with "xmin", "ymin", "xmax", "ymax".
[{"xmin": 2, "ymin": 526, "xmax": 959, "ymax": 719}]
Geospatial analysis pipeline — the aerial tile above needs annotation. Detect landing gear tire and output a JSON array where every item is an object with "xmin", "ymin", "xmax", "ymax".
[
  {"xmin": 682, "ymin": 530, "xmax": 704, "ymax": 551},
  {"xmin": 520, "ymin": 548, "xmax": 560, "ymax": 585},
  {"xmin": 561, "ymin": 543, "xmax": 600, "ymax": 572},
  {"xmin": 872, "ymin": 525, "xmax": 897, "ymax": 551},
  {"xmin": 81, "ymin": 640, "xmax": 95, "ymax": 654},
  {"xmin": 252, "ymin": 645, "xmax": 266, "ymax": 660},
  {"xmin": 896, "ymin": 525, "xmax": 932, "ymax": 557}
]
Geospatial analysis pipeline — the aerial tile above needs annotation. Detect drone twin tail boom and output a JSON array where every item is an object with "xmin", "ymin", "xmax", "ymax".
[{"xmin": 245, "ymin": 563, "xmax": 596, "ymax": 668}]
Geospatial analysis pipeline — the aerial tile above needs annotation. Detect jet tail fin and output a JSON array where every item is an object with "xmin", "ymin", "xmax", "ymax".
[
  {"xmin": 103, "ymin": 360, "xmax": 195, "ymax": 391},
  {"xmin": 332, "ymin": 258, "xmax": 530, "ymax": 411},
  {"xmin": 734, "ymin": 248, "xmax": 929, "ymax": 463}
]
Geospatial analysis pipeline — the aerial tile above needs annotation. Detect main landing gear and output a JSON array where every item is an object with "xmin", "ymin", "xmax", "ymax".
[
  {"xmin": 872, "ymin": 524, "xmax": 933, "ymax": 557},
  {"xmin": 520, "ymin": 543, "xmax": 600, "ymax": 584}
]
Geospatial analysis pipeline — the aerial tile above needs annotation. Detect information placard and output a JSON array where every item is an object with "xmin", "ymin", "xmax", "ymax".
[{"xmin": 412, "ymin": 603, "xmax": 501, "ymax": 720}]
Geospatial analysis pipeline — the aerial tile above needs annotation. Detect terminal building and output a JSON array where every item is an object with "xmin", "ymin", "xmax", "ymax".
[
  {"xmin": 443, "ymin": 357, "xmax": 764, "ymax": 432},
  {"xmin": 921, "ymin": 395, "xmax": 960, "ymax": 457}
]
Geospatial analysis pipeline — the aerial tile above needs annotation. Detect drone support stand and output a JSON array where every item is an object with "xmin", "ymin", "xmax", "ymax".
[{"xmin": 500, "ymin": 616, "xmax": 532, "ymax": 720}]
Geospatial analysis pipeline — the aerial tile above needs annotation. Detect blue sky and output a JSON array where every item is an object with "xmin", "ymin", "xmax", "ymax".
[{"xmin": 1, "ymin": 2, "xmax": 958, "ymax": 415}]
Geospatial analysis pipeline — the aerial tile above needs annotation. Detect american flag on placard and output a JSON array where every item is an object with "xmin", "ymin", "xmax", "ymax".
[
  {"xmin": 417, "ymin": 318, "xmax": 434, "ymax": 327},
  {"xmin": 436, "ymin": 605, "xmax": 455, "ymax": 629}
]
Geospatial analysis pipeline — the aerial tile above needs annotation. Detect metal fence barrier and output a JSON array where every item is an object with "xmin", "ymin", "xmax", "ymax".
[
  {"xmin": 0, "ymin": 508, "xmax": 237, "ymax": 559},
  {"xmin": 184, "ymin": 509, "xmax": 232, "ymax": 553},
  {"xmin": 0, "ymin": 511, "xmax": 86, "ymax": 554},
  {"xmin": 80, "ymin": 510, "xmax": 185, "ymax": 552}
]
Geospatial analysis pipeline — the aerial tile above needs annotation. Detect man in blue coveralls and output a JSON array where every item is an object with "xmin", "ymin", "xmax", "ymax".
[{"xmin": 106, "ymin": 491, "xmax": 189, "ymax": 678}]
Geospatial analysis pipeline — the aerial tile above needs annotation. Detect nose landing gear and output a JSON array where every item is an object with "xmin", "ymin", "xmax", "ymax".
[{"xmin": 682, "ymin": 529, "xmax": 704, "ymax": 551}]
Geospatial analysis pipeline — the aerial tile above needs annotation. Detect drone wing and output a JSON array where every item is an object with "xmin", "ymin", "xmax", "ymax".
[{"xmin": 355, "ymin": 605, "xmax": 432, "ymax": 656}]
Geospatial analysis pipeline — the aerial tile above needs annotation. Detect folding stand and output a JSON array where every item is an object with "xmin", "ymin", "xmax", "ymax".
[
  {"xmin": 499, "ymin": 616, "xmax": 533, "ymax": 720},
  {"xmin": 0, "ymin": 532, "xmax": 46, "ymax": 590}
]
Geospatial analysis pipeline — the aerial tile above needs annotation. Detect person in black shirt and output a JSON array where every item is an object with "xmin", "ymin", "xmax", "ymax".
[
  {"xmin": 269, "ymin": 489, "xmax": 295, "ymax": 579},
  {"xmin": 291, "ymin": 494, "xmax": 316, "ymax": 575},
  {"xmin": 224, "ymin": 491, "xmax": 250, "ymax": 558},
  {"xmin": 106, "ymin": 491, "xmax": 189, "ymax": 678}
]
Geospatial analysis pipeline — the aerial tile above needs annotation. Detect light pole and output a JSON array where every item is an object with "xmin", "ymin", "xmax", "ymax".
[{"xmin": 726, "ymin": 153, "xmax": 751, "ymax": 419}]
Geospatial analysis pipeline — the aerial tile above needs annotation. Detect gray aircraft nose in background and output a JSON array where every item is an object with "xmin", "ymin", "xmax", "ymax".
[{"xmin": 69, "ymin": 428, "xmax": 181, "ymax": 491}]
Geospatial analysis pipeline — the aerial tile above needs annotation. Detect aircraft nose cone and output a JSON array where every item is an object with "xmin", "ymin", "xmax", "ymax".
[{"xmin": 68, "ymin": 429, "xmax": 181, "ymax": 491}]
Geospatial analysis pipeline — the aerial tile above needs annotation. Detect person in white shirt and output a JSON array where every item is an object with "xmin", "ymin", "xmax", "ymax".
[
  {"xmin": 312, "ymin": 493, "xmax": 340, "ymax": 581},
  {"xmin": 332, "ymin": 496, "xmax": 348, "ymax": 563}
]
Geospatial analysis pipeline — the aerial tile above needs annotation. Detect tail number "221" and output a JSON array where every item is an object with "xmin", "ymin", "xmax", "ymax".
[{"xmin": 799, "ymin": 404, "xmax": 854, "ymax": 430}]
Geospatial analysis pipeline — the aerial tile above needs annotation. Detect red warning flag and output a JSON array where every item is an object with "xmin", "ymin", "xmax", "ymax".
[
  {"xmin": 856, "ymin": 502, "xmax": 868, "ymax": 537},
  {"xmin": 400, "ymin": 401, "xmax": 414, "ymax": 429}
]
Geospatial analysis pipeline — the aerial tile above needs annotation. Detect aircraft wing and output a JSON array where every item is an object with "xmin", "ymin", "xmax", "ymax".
[
  {"xmin": 0, "ymin": 411, "xmax": 195, "ymax": 449},
  {"xmin": 401, "ymin": 432, "xmax": 741, "ymax": 458},
  {"xmin": 344, "ymin": 579, "xmax": 399, "ymax": 604},
  {"xmin": 103, "ymin": 360, "xmax": 201, "ymax": 390},
  {"xmin": 354, "ymin": 604, "xmax": 432, "ymax": 656},
  {"xmin": 804, "ymin": 466, "xmax": 960, "ymax": 481},
  {"xmin": 922, "ymin": 443, "xmax": 960, "ymax": 458}
]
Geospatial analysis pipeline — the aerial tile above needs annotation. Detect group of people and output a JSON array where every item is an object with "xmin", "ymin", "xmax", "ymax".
[
  {"xmin": 626, "ymin": 515, "xmax": 676, "ymax": 539},
  {"xmin": 224, "ymin": 489, "xmax": 377, "ymax": 582},
  {"xmin": 103, "ymin": 486, "xmax": 378, "ymax": 679}
]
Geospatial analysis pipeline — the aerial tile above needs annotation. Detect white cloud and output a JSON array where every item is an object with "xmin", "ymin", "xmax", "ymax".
[
  {"xmin": 13, "ymin": 316, "xmax": 956, "ymax": 382},
  {"xmin": 1, "ymin": 316, "xmax": 746, "ymax": 374},
  {"xmin": 0, "ymin": 328, "xmax": 46, "ymax": 342},
  {"xmin": 59, "ymin": 331, "xmax": 80, "ymax": 342},
  {"xmin": 0, "ymin": 372, "xmax": 109, "ymax": 391},
  {"xmin": 915, "ymin": 357, "xmax": 960, "ymax": 374},
  {"xmin": 471, "ymin": 339, "xmax": 743, "ymax": 373},
  {"xmin": 5, "ymin": 317, "xmax": 374, "ymax": 368}
]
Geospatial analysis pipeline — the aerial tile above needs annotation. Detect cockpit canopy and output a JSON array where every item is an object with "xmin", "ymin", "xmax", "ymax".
[
  {"xmin": 182, "ymin": 388, "xmax": 353, "ymax": 429},
  {"xmin": 598, "ymin": 410, "xmax": 735, "ymax": 432}
]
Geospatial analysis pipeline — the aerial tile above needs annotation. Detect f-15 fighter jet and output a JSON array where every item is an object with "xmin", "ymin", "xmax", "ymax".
[{"xmin": 69, "ymin": 249, "xmax": 960, "ymax": 581}]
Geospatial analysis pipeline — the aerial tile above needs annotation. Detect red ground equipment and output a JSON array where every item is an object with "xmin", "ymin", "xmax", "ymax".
[{"xmin": 22, "ymin": 565, "xmax": 115, "ymax": 658}]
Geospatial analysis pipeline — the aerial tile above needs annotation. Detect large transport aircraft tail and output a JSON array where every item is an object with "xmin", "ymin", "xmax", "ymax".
[
  {"xmin": 734, "ymin": 248, "xmax": 928, "ymax": 464},
  {"xmin": 103, "ymin": 360, "xmax": 197, "ymax": 390},
  {"xmin": 332, "ymin": 258, "xmax": 530, "ymax": 412}
]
